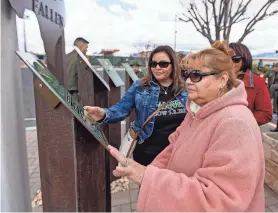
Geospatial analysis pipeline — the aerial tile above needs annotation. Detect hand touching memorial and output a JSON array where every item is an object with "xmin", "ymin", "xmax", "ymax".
[
  {"xmin": 108, "ymin": 145, "xmax": 146, "ymax": 185},
  {"xmin": 83, "ymin": 106, "xmax": 105, "ymax": 121}
]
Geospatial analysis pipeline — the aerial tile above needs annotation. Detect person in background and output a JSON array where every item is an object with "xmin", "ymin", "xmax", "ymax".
[
  {"xmin": 229, "ymin": 42, "xmax": 272, "ymax": 126},
  {"xmin": 270, "ymin": 63, "xmax": 278, "ymax": 132},
  {"xmin": 84, "ymin": 45, "xmax": 187, "ymax": 166},
  {"xmin": 131, "ymin": 61, "xmax": 144, "ymax": 79},
  {"xmin": 264, "ymin": 63, "xmax": 276, "ymax": 91},
  {"xmin": 66, "ymin": 37, "xmax": 89, "ymax": 100},
  {"xmin": 108, "ymin": 41, "xmax": 265, "ymax": 212},
  {"xmin": 177, "ymin": 52, "xmax": 186, "ymax": 64},
  {"xmin": 257, "ymin": 59, "xmax": 264, "ymax": 70}
]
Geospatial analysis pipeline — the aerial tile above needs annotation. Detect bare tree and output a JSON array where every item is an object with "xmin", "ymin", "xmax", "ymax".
[
  {"xmin": 134, "ymin": 41, "xmax": 157, "ymax": 66},
  {"xmin": 179, "ymin": 0, "xmax": 278, "ymax": 44}
]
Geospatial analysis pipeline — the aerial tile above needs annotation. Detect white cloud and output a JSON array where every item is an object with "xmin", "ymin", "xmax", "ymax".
[
  {"xmin": 109, "ymin": 4, "xmax": 125, "ymax": 13},
  {"xmin": 17, "ymin": 0, "xmax": 278, "ymax": 56}
]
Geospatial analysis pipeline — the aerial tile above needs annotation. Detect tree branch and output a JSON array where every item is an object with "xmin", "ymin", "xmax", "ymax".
[
  {"xmin": 179, "ymin": 0, "xmax": 278, "ymax": 45},
  {"xmin": 231, "ymin": 0, "xmax": 252, "ymax": 23},
  {"xmin": 238, "ymin": 0, "xmax": 278, "ymax": 43},
  {"xmin": 222, "ymin": 0, "xmax": 233, "ymax": 40},
  {"xmin": 179, "ymin": 1, "xmax": 214, "ymax": 44},
  {"xmin": 218, "ymin": 0, "xmax": 228, "ymax": 26},
  {"xmin": 203, "ymin": 0, "xmax": 212, "ymax": 42},
  {"xmin": 207, "ymin": 0, "xmax": 220, "ymax": 40}
]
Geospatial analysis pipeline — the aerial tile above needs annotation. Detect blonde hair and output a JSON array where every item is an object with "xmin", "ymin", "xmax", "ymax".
[{"xmin": 180, "ymin": 41, "xmax": 239, "ymax": 90}]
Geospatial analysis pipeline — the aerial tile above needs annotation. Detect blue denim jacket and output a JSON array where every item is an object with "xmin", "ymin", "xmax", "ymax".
[{"xmin": 102, "ymin": 80, "xmax": 188, "ymax": 144}]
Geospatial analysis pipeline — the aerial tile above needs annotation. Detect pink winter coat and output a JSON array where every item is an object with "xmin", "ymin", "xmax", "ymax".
[{"xmin": 137, "ymin": 81, "xmax": 265, "ymax": 212}]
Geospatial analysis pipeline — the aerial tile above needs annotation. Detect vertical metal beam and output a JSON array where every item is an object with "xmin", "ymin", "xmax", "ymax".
[
  {"xmin": 75, "ymin": 64, "xmax": 111, "ymax": 211},
  {"xmin": 34, "ymin": 35, "xmax": 78, "ymax": 211},
  {"xmin": 93, "ymin": 76, "xmax": 112, "ymax": 211},
  {"xmin": 102, "ymin": 71, "xmax": 122, "ymax": 183},
  {"xmin": 1, "ymin": 0, "xmax": 31, "ymax": 211},
  {"xmin": 107, "ymin": 78, "xmax": 122, "ymax": 182}
]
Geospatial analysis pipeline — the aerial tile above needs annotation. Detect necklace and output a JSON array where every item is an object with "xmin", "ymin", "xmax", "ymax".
[{"xmin": 160, "ymin": 85, "xmax": 170, "ymax": 95}]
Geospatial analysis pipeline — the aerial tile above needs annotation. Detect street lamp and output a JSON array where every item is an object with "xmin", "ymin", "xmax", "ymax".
[
  {"xmin": 23, "ymin": 14, "xmax": 29, "ymax": 52},
  {"xmin": 174, "ymin": 14, "xmax": 177, "ymax": 51}
]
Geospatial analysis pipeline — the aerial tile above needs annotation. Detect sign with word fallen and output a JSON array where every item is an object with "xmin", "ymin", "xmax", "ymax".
[
  {"xmin": 9, "ymin": 0, "xmax": 65, "ymax": 67},
  {"xmin": 97, "ymin": 59, "xmax": 124, "ymax": 87},
  {"xmin": 73, "ymin": 46, "xmax": 110, "ymax": 91},
  {"xmin": 16, "ymin": 51, "xmax": 109, "ymax": 149},
  {"xmin": 121, "ymin": 63, "xmax": 139, "ymax": 82}
]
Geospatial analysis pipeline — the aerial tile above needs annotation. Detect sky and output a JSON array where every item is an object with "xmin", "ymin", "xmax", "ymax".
[{"xmin": 16, "ymin": 0, "xmax": 278, "ymax": 56}]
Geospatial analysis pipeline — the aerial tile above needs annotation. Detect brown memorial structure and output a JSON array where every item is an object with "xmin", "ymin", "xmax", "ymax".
[{"xmin": 8, "ymin": 0, "xmax": 122, "ymax": 211}]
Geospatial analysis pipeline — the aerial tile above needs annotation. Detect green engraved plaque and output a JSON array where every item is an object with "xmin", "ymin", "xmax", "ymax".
[
  {"xmin": 97, "ymin": 59, "xmax": 124, "ymax": 87},
  {"xmin": 121, "ymin": 63, "xmax": 139, "ymax": 82},
  {"xmin": 16, "ymin": 51, "xmax": 109, "ymax": 149},
  {"xmin": 73, "ymin": 46, "xmax": 110, "ymax": 91}
]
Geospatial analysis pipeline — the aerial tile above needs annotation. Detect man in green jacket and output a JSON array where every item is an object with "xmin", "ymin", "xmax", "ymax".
[{"xmin": 66, "ymin": 37, "xmax": 89, "ymax": 101}]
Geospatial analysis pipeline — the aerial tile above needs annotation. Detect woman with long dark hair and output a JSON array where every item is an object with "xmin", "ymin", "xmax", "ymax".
[{"xmin": 84, "ymin": 45, "xmax": 187, "ymax": 166}]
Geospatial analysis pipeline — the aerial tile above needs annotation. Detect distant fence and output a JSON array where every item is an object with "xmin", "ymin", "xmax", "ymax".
[{"xmin": 89, "ymin": 56, "xmax": 145, "ymax": 67}]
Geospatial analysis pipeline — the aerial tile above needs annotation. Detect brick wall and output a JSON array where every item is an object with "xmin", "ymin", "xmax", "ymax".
[{"xmin": 263, "ymin": 133, "xmax": 278, "ymax": 193}]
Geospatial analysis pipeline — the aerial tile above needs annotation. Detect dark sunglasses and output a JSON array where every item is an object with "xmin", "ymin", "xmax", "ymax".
[
  {"xmin": 149, "ymin": 60, "xmax": 171, "ymax": 68},
  {"xmin": 231, "ymin": 55, "xmax": 242, "ymax": 63},
  {"xmin": 181, "ymin": 70, "xmax": 219, "ymax": 82}
]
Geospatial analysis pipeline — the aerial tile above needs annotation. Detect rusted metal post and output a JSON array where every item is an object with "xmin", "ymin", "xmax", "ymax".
[
  {"xmin": 97, "ymin": 59, "xmax": 123, "ymax": 182},
  {"xmin": 33, "ymin": 35, "xmax": 80, "ymax": 212},
  {"xmin": 75, "ymin": 64, "xmax": 111, "ymax": 211},
  {"xmin": 106, "ymin": 77, "xmax": 122, "ymax": 182}
]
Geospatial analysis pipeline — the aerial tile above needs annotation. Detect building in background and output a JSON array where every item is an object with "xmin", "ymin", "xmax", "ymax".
[
  {"xmin": 253, "ymin": 52, "xmax": 278, "ymax": 65},
  {"xmin": 99, "ymin": 49, "xmax": 120, "ymax": 56}
]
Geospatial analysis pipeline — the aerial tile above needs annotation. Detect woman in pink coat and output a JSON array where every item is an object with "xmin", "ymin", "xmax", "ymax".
[{"xmin": 108, "ymin": 41, "xmax": 265, "ymax": 212}]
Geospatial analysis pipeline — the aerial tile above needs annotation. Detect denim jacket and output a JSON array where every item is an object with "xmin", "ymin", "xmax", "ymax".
[{"xmin": 102, "ymin": 80, "xmax": 188, "ymax": 144}]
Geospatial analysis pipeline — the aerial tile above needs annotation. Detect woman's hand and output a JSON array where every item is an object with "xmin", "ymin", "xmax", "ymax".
[
  {"xmin": 108, "ymin": 145, "xmax": 146, "ymax": 185},
  {"xmin": 83, "ymin": 106, "xmax": 105, "ymax": 121}
]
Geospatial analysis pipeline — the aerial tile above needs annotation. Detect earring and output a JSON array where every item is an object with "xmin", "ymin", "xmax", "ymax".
[{"xmin": 217, "ymin": 85, "xmax": 224, "ymax": 98}]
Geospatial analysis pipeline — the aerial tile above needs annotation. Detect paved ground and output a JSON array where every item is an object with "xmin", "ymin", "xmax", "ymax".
[{"xmin": 26, "ymin": 124, "xmax": 278, "ymax": 212}]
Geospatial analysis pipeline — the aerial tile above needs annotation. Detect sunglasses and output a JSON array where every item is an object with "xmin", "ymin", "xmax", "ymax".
[
  {"xmin": 231, "ymin": 55, "xmax": 242, "ymax": 63},
  {"xmin": 181, "ymin": 70, "xmax": 219, "ymax": 83},
  {"xmin": 149, "ymin": 60, "xmax": 171, "ymax": 68}
]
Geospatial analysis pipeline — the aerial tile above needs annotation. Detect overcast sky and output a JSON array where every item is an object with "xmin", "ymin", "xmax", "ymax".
[{"xmin": 16, "ymin": 0, "xmax": 278, "ymax": 56}]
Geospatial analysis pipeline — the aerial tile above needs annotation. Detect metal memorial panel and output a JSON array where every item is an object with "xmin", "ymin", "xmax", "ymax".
[
  {"xmin": 97, "ymin": 59, "xmax": 124, "ymax": 87},
  {"xmin": 16, "ymin": 51, "xmax": 109, "ymax": 149},
  {"xmin": 73, "ymin": 46, "xmax": 110, "ymax": 91},
  {"xmin": 33, "ymin": 78, "xmax": 60, "ymax": 108},
  {"xmin": 121, "ymin": 63, "xmax": 139, "ymax": 82}
]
